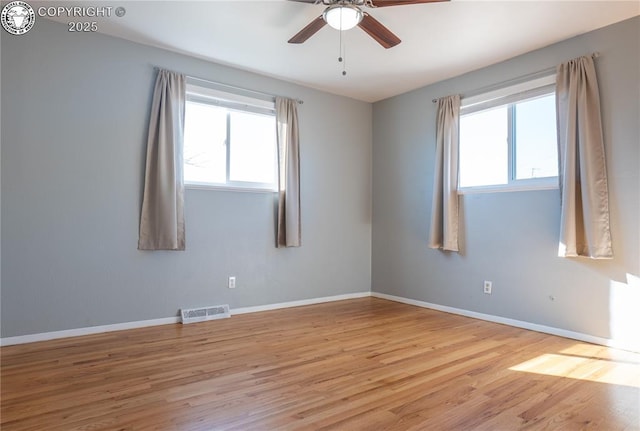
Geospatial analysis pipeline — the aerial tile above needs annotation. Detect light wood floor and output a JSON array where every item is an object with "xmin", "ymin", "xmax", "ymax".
[{"xmin": 1, "ymin": 298, "xmax": 639, "ymax": 430}]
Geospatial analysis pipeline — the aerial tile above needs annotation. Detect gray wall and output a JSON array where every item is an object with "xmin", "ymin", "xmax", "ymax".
[
  {"xmin": 2, "ymin": 15, "xmax": 637, "ymax": 346},
  {"xmin": 1, "ymin": 19, "xmax": 372, "ymax": 337},
  {"xmin": 372, "ymin": 17, "xmax": 639, "ymax": 346}
]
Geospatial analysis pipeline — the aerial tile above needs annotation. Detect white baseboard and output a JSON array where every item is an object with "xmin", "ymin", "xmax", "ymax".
[
  {"xmin": 372, "ymin": 292, "xmax": 638, "ymax": 353},
  {"xmin": 0, "ymin": 292, "xmax": 371, "ymax": 347},
  {"xmin": 230, "ymin": 292, "xmax": 371, "ymax": 315},
  {"xmin": 0, "ymin": 317, "xmax": 180, "ymax": 347},
  {"xmin": 2, "ymin": 291, "xmax": 635, "ymax": 353}
]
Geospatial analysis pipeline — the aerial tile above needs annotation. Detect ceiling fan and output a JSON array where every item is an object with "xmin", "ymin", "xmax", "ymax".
[{"xmin": 288, "ymin": 0, "xmax": 449, "ymax": 49}]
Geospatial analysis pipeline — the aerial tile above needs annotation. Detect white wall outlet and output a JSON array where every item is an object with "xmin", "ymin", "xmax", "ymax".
[
  {"xmin": 483, "ymin": 280, "xmax": 492, "ymax": 294},
  {"xmin": 228, "ymin": 276, "xmax": 236, "ymax": 289}
]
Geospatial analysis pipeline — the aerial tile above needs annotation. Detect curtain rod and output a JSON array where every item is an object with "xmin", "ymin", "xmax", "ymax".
[
  {"xmin": 153, "ymin": 66, "xmax": 303, "ymax": 104},
  {"xmin": 431, "ymin": 51, "xmax": 600, "ymax": 103}
]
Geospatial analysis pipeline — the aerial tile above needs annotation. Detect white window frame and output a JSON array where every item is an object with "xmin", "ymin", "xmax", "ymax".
[
  {"xmin": 184, "ymin": 81, "xmax": 278, "ymax": 192},
  {"xmin": 458, "ymin": 75, "xmax": 559, "ymax": 194}
]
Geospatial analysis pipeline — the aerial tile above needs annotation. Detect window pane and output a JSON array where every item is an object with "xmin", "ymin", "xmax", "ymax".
[
  {"xmin": 515, "ymin": 94, "xmax": 558, "ymax": 180},
  {"xmin": 459, "ymin": 106, "xmax": 509, "ymax": 187},
  {"xmin": 184, "ymin": 101, "xmax": 227, "ymax": 184},
  {"xmin": 229, "ymin": 111, "xmax": 277, "ymax": 185}
]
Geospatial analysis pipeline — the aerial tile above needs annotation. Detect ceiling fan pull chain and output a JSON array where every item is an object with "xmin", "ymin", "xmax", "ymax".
[
  {"xmin": 342, "ymin": 35, "xmax": 347, "ymax": 76},
  {"xmin": 338, "ymin": 23, "xmax": 347, "ymax": 76},
  {"xmin": 338, "ymin": 23, "xmax": 343, "ymax": 63},
  {"xmin": 338, "ymin": 9, "xmax": 343, "ymax": 64}
]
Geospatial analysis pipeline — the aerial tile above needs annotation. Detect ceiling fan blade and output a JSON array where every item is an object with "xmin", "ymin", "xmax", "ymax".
[
  {"xmin": 288, "ymin": 16, "xmax": 326, "ymax": 44},
  {"xmin": 370, "ymin": 0, "xmax": 449, "ymax": 6},
  {"xmin": 358, "ymin": 13, "xmax": 401, "ymax": 49}
]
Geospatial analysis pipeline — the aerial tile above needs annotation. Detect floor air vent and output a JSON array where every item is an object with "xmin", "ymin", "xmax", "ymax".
[{"xmin": 180, "ymin": 304, "xmax": 230, "ymax": 324}]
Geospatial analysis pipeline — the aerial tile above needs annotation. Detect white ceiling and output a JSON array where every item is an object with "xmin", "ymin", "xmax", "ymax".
[{"xmin": 43, "ymin": 1, "xmax": 639, "ymax": 102}]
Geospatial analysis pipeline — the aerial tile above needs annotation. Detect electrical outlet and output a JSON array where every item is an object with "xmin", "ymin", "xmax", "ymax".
[
  {"xmin": 483, "ymin": 280, "xmax": 492, "ymax": 294},
  {"xmin": 228, "ymin": 276, "xmax": 236, "ymax": 289}
]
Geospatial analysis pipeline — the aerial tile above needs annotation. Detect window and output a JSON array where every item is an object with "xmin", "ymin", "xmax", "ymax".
[
  {"xmin": 183, "ymin": 82, "xmax": 278, "ymax": 191},
  {"xmin": 458, "ymin": 75, "xmax": 558, "ymax": 192}
]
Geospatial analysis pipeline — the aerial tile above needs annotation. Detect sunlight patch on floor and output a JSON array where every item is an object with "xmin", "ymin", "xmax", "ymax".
[{"xmin": 509, "ymin": 344, "xmax": 640, "ymax": 388}]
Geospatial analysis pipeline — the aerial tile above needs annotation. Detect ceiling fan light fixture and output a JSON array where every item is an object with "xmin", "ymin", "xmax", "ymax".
[{"xmin": 323, "ymin": 4, "xmax": 363, "ymax": 31}]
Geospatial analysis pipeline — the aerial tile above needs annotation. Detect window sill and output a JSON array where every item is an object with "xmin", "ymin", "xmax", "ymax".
[
  {"xmin": 458, "ymin": 182, "xmax": 558, "ymax": 195},
  {"xmin": 185, "ymin": 183, "xmax": 277, "ymax": 194}
]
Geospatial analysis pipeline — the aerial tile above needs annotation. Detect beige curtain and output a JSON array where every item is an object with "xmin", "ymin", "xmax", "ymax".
[
  {"xmin": 556, "ymin": 55, "xmax": 612, "ymax": 258},
  {"xmin": 428, "ymin": 95, "xmax": 461, "ymax": 252},
  {"xmin": 275, "ymin": 97, "xmax": 301, "ymax": 248},
  {"xmin": 138, "ymin": 70, "xmax": 186, "ymax": 251}
]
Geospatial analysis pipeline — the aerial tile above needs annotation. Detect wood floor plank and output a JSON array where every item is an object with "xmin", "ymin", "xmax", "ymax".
[{"xmin": 2, "ymin": 297, "xmax": 638, "ymax": 430}]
